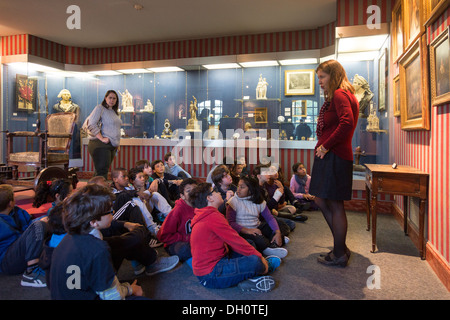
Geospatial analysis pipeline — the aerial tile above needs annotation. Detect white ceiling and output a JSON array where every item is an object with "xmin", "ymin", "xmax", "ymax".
[{"xmin": 0, "ymin": 0, "xmax": 336, "ymax": 48}]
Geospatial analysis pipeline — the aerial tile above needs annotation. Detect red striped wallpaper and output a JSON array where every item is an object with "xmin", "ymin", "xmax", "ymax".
[
  {"xmin": 1, "ymin": 23, "xmax": 335, "ymax": 65},
  {"xmin": 337, "ymin": 0, "xmax": 394, "ymax": 27},
  {"xmin": 390, "ymin": 5, "xmax": 450, "ymax": 264}
]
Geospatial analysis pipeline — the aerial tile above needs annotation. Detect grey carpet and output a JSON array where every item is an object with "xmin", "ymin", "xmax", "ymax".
[{"xmin": 1, "ymin": 210, "xmax": 449, "ymax": 300}]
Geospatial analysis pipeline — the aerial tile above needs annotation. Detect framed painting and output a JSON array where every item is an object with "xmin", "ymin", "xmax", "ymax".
[
  {"xmin": 284, "ymin": 69, "xmax": 315, "ymax": 95},
  {"xmin": 16, "ymin": 74, "xmax": 37, "ymax": 112},
  {"xmin": 399, "ymin": 35, "xmax": 430, "ymax": 130},
  {"xmin": 292, "ymin": 100, "xmax": 307, "ymax": 117},
  {"xmin": 393, "ymin": 75, "xmax": 401, "ymax": 117},
  {"xmin": 392, "ymin": 0, "xmax": 404, "ymax": 62},
  {"xmin": 425, "ymin": 0, "xmax": 450, "ymax": 25},
  {"xmin": 378, "ymin": 48, "xmax": 388, "ymax": 112},
  {"xmin": 254, "ymin": 107, "xmax": 267, "ymax": 123},
  {"xmin": 403, "ymin": 0, "xmax": 425, "ymax": 50},
  {"xmin": 429, "ymin": 26, "xmax": 450, "ymax": 106}
]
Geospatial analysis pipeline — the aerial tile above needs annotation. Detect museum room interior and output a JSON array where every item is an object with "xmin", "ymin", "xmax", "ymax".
[{"xmin": 0, "ymin": 0, "xmax": 449, "ymax": 300}]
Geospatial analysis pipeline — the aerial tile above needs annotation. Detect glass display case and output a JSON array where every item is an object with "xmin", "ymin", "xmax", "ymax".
[{"xmin": 1, "ymin": 51, "xmax": 390, "ymax": 171}]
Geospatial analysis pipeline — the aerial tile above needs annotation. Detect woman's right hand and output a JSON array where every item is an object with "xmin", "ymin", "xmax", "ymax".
[{"xmin": 101, "ymin": 136, "xmax": 110, "ymax": 144}]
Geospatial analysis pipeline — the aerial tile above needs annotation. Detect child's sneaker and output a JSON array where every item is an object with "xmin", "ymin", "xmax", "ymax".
[
  {"xmin": 265, "ymin": 255, "xmax": 281, "ymax": 273},
  {"xmin": 131, "ymin": 260, "xmax": 145, "ymax": 275},
  {"xmin": 238, "ymin": 276, "xmax": 275, "ymax": 292},
  {"xmin": 21, "ymin": 265, "xmax": 46, "ymax": 288},
  {"xmin": 262, "ymin": 246, "xmax": 288, "ymax": 259},
  {"xmin": 145, "ymin": 255, "xmax": 179, "ymax": 276}
]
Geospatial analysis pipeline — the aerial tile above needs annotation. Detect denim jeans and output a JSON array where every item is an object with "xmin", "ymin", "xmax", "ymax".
[
  {"xmin": 197, "ymin": 253, "xmax": 265, "ymax": 289},
  {"xmin": 166, "ymin": 241, "xmax": 192, "ymax": 262}
]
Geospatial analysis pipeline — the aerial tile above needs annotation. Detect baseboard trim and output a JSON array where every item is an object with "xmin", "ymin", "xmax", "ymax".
[
  {"xmin": 392, "ymin": 203, "xmax": 450, "ymax": 292},
  {"xmin": 426, "ymin": 243, "xmax": 450, "ymax": 292}
]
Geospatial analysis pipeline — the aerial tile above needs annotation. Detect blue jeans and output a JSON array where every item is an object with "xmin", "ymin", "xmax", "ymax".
[
  {"xmin": 197, "ymin": 253, "xmax": 265, "ymax": 289},
  {"xmin": 166, "ymin": 241, "xmax": 192, "ymax": 262}
]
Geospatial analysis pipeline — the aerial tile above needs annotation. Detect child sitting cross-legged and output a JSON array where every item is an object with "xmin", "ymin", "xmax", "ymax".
[
  {"xmin": 189, "ymin": 182, "xmax": 280, "ymax": 292},
  {"xmin": 226, "ymin": 176, "xmax": 288, "ymax": 259},
  {"xmin": 49, "ymin": 184, "xmax": 148, "ymax": 300}
]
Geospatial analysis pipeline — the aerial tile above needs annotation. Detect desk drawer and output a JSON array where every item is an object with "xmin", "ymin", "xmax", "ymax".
[{"xmin": 377, "ymin": 175, "xmax": 422, "ymax": 195}]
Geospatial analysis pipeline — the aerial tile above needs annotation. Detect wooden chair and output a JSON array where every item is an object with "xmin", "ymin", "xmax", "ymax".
[{"xmin": 6, "ymin": 112, "xmax": 76, "ymax": 182}]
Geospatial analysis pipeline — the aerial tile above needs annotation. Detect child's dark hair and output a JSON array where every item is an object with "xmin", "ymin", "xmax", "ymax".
[
  {"xmin": 111, "ymin": 167, "xmax": 127, "ymax": 180},
  {"xmin": 0, "ymin": 184, "xmax": 14, "ymax": 212},
  {"xmin": 128, "ymin": 167, "xmax": 143, "ymax": 182},
  {"xmin": 239, "ymin": 176, "xmax": 264, "ymax": 204},
  {"xmin": 135, "ymin": 159, "xmax": 150, "ymax": 171},
  {"xmin": 179, "ymin": 178, "xmax": 197, "ymax": 194},
  {"xmin": 33, "ymin": 179, "xmax": 72, "ymax": 208},
  {"xmin": 63, "ymin": 184, "xmax": 115, "ymax": 235},
  {"xmin": 189, "ymin": 182, "xmax": 213, "ymax": 209},
  {"xmin": 47, "ymin": 202, "xmax": 66, "ymax": 235},
  {"xmin": 151, "ymin": 159, "xmax": 163, "ymax": 170},
  {"xmin": 292, "ymin": 162, "xmax": 304, "ymax": 173},
  {"xmin": 211, "ymin": 165, "xmax": 230, "ymax": 186},
  {"xmin": 164, "ymin": 152, "xmax": 172, "ymax": 162}
]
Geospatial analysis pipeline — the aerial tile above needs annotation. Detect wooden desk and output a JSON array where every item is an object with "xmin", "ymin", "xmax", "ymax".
[{"xmin": 365, "ymin": 164, "xmax": 429, "ymax": 259}]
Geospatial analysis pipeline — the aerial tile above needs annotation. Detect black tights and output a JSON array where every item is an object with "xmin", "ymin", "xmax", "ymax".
[{"xmin": 314, "ymin": 197, "xmax": 348, "ymax": 257}]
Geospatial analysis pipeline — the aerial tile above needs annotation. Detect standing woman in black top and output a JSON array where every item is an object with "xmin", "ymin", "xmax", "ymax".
[{"xmin": 87, "ymin": 90, "xmax": 122, "ymax": 179}]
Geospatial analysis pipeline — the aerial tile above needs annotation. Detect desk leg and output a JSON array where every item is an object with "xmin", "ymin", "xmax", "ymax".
[
  {"xmin": 366, "ymin": 184, "xmax": 371, "ymax": 231},
  {"xmin": 371, "ymin": 193, "xmax": 377, "ymax": 253},
  {"xmin": 403, "ymin": 196, "xmax": 408, "ymax": 235},
  {"xmin": 419, "ymin": 199, "xmax": 426, "ymax": 260}
]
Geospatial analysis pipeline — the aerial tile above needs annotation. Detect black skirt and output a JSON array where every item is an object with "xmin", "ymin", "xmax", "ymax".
[{"xmin": 309, "ymin": 151, "xmax": 353, "ymax": 201}]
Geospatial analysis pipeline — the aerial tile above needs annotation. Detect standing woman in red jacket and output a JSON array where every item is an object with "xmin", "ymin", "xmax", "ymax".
[{"xmin": 309, "ymin": 60, "xmax": 359, "ymax": 267}]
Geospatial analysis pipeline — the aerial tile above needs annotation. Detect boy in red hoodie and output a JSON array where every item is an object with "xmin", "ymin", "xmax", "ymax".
[
  {"xmin": 157, "ymin": 178, "xmax": 197, "ymax": 262},
  {"xmin": 189, "ymin": 182, "xmax": 279, "ymax": 292}
]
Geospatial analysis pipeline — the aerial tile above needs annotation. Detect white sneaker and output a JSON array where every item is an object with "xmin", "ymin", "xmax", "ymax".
[{"xmin": 262, "ymin": 247, "xmax": 288, "ymax": 259}]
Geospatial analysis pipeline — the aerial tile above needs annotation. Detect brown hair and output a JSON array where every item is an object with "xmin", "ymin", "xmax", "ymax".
[
  {"xmin": 63, "ymin": 184, "xmax": 115, "ymax": 235},
  {"xmin": 316, "ymin": 60, "xmax": 355, "ymax": 101},
  {"xmin": 101, "ymin": 90, "xmax": 119, "ymax": 115},
  {"xmin": 0, "ymin": 185, "xmax": 14, "ymax": 212}
]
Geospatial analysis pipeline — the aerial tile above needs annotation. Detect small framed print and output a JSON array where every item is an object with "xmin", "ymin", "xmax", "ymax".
[
  {"xmin": 403, "ymin": 0, "xmax": 425, "ymax": 50},
  {"xmin": 378, "ymin": 48, "xmax": 388, "ymax": 112},
  {"xmin": 284, "ymin": 69, "xmax": 315, "ymax": 95},
  {"xmin": 254, "ymin": 107, "xmax": 267, "ymax": 123},
  {"xmin": 16, "ymin": 74, "xmax": 36, "ymax": 112},
  {"xmin": 429, "ymin": 26, "xmax": 450, "ymax": 106},
  {"xmin": 399, "ymin": 35, "xmax": 430, "ymax": 130},
  {"xmin": 393, "ymin": 75, "xmax": 401, "ymax": 117},
  {"xmin": 392, "ymin": 0, "xmax": 404, "ymax": 62}
]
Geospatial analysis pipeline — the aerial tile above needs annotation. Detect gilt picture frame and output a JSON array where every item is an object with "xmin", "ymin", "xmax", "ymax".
[
  {"xmin": 393, "ymin": 75, "xmax": 401, "ymax": 117},
  {"xmin": 399, "ymin": 35, "xmax": 430, "ymax": 130},
  {"xmin": 392, "ymin": 0, "xmax": 404, "ymax": 62},
  {"xmin": 16, "ymin": 74, "xmax": 37, "ymax": 112},
  {"xmin": 284, "ymin": 69, "xmax": 315, "ymax": 96},
  {"xmin": 429, "ymin": 26, "xmax": 450, "ymax": 106},
  {"xmin": 254, "ymin": 107, "xmax": 267, "ymax": 124},
  {"xmin": 403, "ymin": 0, "xmax": 425, "ymax": 51}
]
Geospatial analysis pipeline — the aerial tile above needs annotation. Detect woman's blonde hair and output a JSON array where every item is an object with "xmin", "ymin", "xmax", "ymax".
[{"xmin": 316, "ymin": 60, "xmax": 355, "ymax": 101}]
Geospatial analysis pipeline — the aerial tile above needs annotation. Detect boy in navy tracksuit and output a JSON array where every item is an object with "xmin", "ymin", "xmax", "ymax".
[{"xmin": 0, "ymin": 184, "xmax": 48, "ymax": 287}]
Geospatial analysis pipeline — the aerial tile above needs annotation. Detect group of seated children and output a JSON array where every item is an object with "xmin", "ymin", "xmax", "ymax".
[{"xmin": 0, "ymin": 151, "xmax": 316, "ymax": 298}]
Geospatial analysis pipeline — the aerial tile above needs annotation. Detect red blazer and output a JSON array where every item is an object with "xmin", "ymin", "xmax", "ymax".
[{"xmin": 317, "ymin": 89, "xmax": 359, "ymax": 161}]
